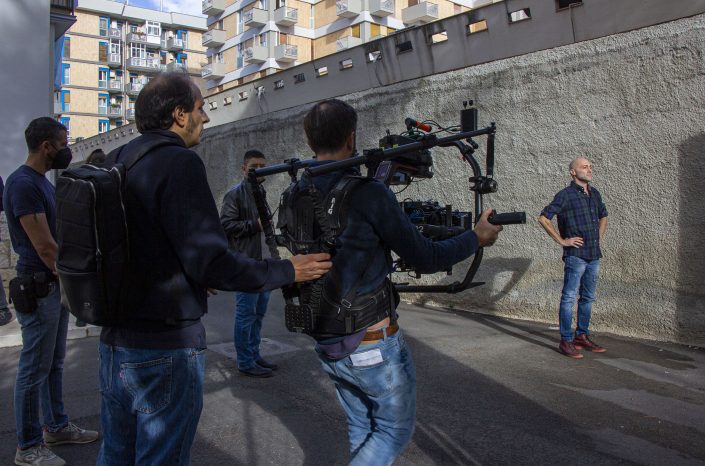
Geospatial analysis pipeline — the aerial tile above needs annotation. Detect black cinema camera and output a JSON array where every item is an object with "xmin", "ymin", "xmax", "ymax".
[{"xmin": 249, "ymin": 102, "xmax": 526, "ymax": 296}]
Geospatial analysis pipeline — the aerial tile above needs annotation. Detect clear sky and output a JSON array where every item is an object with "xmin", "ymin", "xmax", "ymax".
[{"xmin": 118, "ymin": 0, "xmax": 205, "ymax": 17}]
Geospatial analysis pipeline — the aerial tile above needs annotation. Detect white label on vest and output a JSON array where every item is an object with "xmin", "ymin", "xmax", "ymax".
[
  {"xmin": 350, "ymin": 349, "xmax": 383, "ymax": 367},
  {"xmin": 328, "ymin": 197, "xmax": 336, "ymax": 215}
]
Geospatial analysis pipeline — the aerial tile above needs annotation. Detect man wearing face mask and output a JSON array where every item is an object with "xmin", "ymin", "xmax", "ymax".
[{"xmin": 4, "ymin": 117, "xmax": 98, "ymax": 466}]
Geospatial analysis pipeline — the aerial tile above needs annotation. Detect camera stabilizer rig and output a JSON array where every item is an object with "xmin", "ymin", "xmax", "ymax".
[{"xmin": 247, "ymin": 103, "xmax": 526, "ymax": 302}]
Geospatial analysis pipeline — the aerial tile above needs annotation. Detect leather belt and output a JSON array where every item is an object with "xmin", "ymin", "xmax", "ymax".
[{"xmin": 361, "ymin": 322, "xmax": 399, "ymax": 343}]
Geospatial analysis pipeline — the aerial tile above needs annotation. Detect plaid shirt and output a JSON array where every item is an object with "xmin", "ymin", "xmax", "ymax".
[{"xmin": 541, "ymin": 181, "xmax": 608, "ymax": 260}]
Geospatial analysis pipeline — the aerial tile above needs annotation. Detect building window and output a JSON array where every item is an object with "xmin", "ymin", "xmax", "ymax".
[
  {"xmin": 258, "ymin": 0, "xmax": 268, "ymax": 9},
  {"xmin": 237, "ymin": 11, "xmax": 244, "ymax": 35},
  {"xmin": 62, "ymin": 64, "xmax": 70, "ymax": 85},
  {"xmin": 278, "ymin": 32, "xmax": 289, "ymax": 45},
  {"xmin": 146, "ymin": 21, "xmax": 161, "ymax": 36},
  {"xmin": 98, "ymin": 69, "xmax": 108, "ymax": 88},
  {"xmin": 236, "ymin": 44, "xmax": 243, "ymax": 69},
  {"xmin": 60, "ymin": 117, "xmax": 70, "ymax": 139},
  {"xmin": 98, "ymin": 95, "xmax": 108, "ymax": 114},
  {"xmin": 63, "ymin": 37, "xmax": 71, "ymax": 58},
  {"xmin": 61, "ymin": 91, "xmax": 70, "ymax": 112},
  {"xmin": 131, "ymin": 43, "xmax": 146, "ymax": 59},
  {"xmin": 351, "ymin": 24, "xmax": 361, "ymax": 38},
  {"xmin": 129, "ymin": 23, "xmax": 139, "ymax": 33},
  {"xmin": 177, "ymin": 30, "xmax": 188, "ymax": 48},
  {"xmin": 258, "ymin": 32, "xmax": 267, "ymax": 47},
  {"xmin": 99, "ymin": 120, "xmax": 110, "ymax": 133},
  {"xmin": 99, "ymin": 16, "xmax": 110, "ymax": 36},
  {"xmin": 276, "ymin": 0, "xmax": 286, "ymax": 8}
]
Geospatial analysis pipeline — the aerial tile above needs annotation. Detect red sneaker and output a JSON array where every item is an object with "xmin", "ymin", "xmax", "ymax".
[
  {"xmin": 559, "ymin": 340, "xmax": 584, "ymax": 359},
  {"xmin": 573, "ymin": 334, "xmax": 607, "ymax": 353}
]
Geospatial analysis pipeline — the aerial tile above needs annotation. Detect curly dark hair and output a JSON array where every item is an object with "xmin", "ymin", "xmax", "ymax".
[{"xmin": 135, "ymin": 72, "xmax": 198, "ymax": 133}]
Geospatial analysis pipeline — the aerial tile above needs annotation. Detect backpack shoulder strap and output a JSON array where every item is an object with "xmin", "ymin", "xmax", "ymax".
[
  {"xmin": 326, "ymin": 175, "xmax": 372, "ymax": 232},
  {"xmin": 107, "ymin": 138, "xmax": 176, "ymax": 171}
]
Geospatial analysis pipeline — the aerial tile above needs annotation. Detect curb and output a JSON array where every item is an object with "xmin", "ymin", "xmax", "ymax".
[{"xmin": 0, "ymin": 313, "xmax": 101, "ymax": 348}]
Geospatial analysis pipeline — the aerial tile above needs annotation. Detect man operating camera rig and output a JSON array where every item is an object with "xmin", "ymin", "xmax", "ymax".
[{"xmin": 278, "ymin": 99, "xmax": 504, "ymax": 465}]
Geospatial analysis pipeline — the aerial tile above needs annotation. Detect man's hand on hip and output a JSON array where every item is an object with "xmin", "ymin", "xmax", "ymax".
[
  {"xmin": 290, "ymin": 253, "xmax": 332, "ymax": 282},
  {"xmin": 474, "ymin": 209, "xmax": 503, "ymax": 247},
  {"xmin": 562, "ymin": 237, "xmax": 584, "ymax": 248}
]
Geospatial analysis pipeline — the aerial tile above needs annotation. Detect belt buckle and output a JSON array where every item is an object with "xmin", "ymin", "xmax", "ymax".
[{"xmin": 341, "ymin": 299, "xmax": 352, "ymax": 308}]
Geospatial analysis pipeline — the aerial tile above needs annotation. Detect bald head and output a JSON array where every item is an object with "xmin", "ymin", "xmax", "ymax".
[{"xmin": 569, "ymin": 158, "xmax": 593, "ymax": 185}]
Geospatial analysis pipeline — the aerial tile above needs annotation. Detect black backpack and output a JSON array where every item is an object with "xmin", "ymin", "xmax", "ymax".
[{"xmin": 55, "ymin": 138, "xmax": 172, "ymax": 326}]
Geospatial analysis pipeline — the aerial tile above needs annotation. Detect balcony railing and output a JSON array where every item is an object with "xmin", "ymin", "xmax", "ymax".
[
  {"xmin": 243, "ymin": 45, "xmax": 268, "ymax": 63},
  {"xmin": 102, "ymin": 52, "xmax": 121, "ymax": 67},
  {"xmin": 370, "ymin": 0, "xmax": 394, "ymax": 16},
  {"xmin": 126, "ymin": 108, "xmax": 136, "ymax": 120},
  {"xmin": 274, "ymin": 44, "xmax": 297, "ymax": 62},
  {"xmin": 108, "ymin": 106, "xmax": 123, "ymax": 118},
  {"xmin": 54, "ymin": 102, "xmax": 63, "ymax": 114},
  {"xmin": 50, "ymin": 0, "xmax": 75, "ymax": 12},
  {"xmin": 108, "ymin": 28, "xmax": 122, "ymax": 40},
  {"xmin": 274, "ymin": 6, "xmax": 298, "ymax": 26},
  {"xmin": 167, "ymin": 38, "xmax": 184, "ymax": 50},
  {"xmin": 202, "ymin": 0, "xmax": 225, "ymax": 15},
  {"xmin": 202, "ymin": 29, "xmax": 226, "ymax": 47},
  {"xmin": 243, "ymin": 8, "xmax": 268, "ymax": 28},
  {"xmin": 108, "ymin": 79, "xmax": 123, "ymax": 92},
  {"xmin": 336, "ymin": 0, "xmax": 362, "ymax": 17},
  {"xmin": 125, "ymin": 82, "xmax": 144, "ymax": 94},
  {"xmin": 127, "ymin": 56, "xmax": 162, "ymax": 72},
  {"xmin": 336, "ymin": 35, "xmax": 363, "ymax": 51},
  {"xmin": 401, "ymin": 1, "xmax": 438, "ymax": 25},
  {"xmin": 127, "ymin": 32, "xmax": 162, "ymax": 48},
  {"xmin": 166, "ymin": 62, "xmax": 187, "ymax": 72},
  {"xmin": 201, "ymin": 62, "xmax": 227, "ymax": 79}
]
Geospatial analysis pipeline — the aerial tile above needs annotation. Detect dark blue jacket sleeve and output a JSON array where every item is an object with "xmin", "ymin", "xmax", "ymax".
[
  {"xmin": 159, "ymin": 152, "xmax": 294, "ymax": 292},
  {"xmin": 357, "ymin": 182, "xmax": 479, "ymax": 274}
]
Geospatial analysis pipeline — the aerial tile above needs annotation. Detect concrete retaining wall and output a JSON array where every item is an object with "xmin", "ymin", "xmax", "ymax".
[{"xmin": 197, "ymin": 13, "xmax": 705, "ymax": 346}]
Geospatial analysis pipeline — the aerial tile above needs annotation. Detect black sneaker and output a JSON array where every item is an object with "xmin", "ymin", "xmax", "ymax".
[
  {"xmin": 0, "ymin": 308, "xmax": 14, "ymax": 326},
  {"xmin": 255, "ymin": 358, "xmax": 278, "ymax": 371},
  {"xmin": 238, "ymin": 365, "xmax": 273, "ymax": 378}
]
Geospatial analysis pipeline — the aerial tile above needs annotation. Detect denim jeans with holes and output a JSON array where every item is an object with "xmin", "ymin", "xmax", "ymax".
[
  {"xmin": 97, "ymin": 342, "xmax": 206, "ymax": 466},
  {"xmin": 559, "ymin": 256, "xmax": 601, "ymax": 341},
  {"xmin": 317, "ymin": 329, "xmax": 417, "ymax": 466}
]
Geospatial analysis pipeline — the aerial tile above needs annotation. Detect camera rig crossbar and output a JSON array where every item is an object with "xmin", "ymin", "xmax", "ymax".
[{"xmin": 247, "ymin": 110, "xmax": 526, "ymax": 297}]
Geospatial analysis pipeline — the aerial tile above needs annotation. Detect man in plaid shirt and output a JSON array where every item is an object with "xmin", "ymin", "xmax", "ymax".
[{"xmin": 539, "ymin": 158, "xmax": 608, "ymax": 359}]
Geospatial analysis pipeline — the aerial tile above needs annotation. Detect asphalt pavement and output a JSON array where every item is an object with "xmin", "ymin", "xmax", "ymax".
[{"xmin": 1, "ymin": 291, "xmax": 704, "ymax": 465}]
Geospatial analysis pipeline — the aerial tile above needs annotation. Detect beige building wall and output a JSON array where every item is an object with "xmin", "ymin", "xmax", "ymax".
[
  {"xmin": 71, "ymin": 10, "xmax": 99, "ymax": 35},
  {"xmin": 314, "ymin": 0, "xmax": 339, "ymax": 29},
  {"xmin": 313, "ymin": 27, "xmax": 352, "ymax": 58},
  {"xmin": 288, "ymin": 35, "xmax": 312, "ymax": 63},
  {"xmin": 223, "ymin": 13, "xmax": 238, "ymax": 39}
]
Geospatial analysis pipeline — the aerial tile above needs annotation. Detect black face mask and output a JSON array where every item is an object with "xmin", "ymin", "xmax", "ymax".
[{"xmin": 50, "ymin": 144, "xmax": 73, "ymax": 170}]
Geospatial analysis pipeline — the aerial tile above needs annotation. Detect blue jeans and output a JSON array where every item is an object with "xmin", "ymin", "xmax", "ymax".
[
  {"xmin": 317, "ymin": 329, "xmax": 417, "ymax": 466},
  {"xmin": 234, "ymin": 291, "xmax": 271, "ymax": 370},
  {"xmin": 14, "ymin": 281, "xmax": 70, "ymax": 448},
  {"xmin": 97, "ymin": 342, "xmax": 206, "ymax": 466},
  {"xmin": 559, "ymin": 256, "xmax": 601, "ymax": 341}
]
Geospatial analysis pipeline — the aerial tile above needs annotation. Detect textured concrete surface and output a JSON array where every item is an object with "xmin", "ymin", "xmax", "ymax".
[
  {"xmin": 1, "ymin": 291, "xmax": 704, "ymax": 465},
  {"xmin": 196, "ymin": 15, "xmax": 705, "ymax": 346}
]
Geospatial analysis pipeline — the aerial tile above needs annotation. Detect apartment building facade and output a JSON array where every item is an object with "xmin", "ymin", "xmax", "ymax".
[
  {"xmin": 200, "ymin": 0, "xmax": 504, "ymax": 92},
  {"xmin": 55, "ymin": 0, "xmax": 207, "ymax": 143}
]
